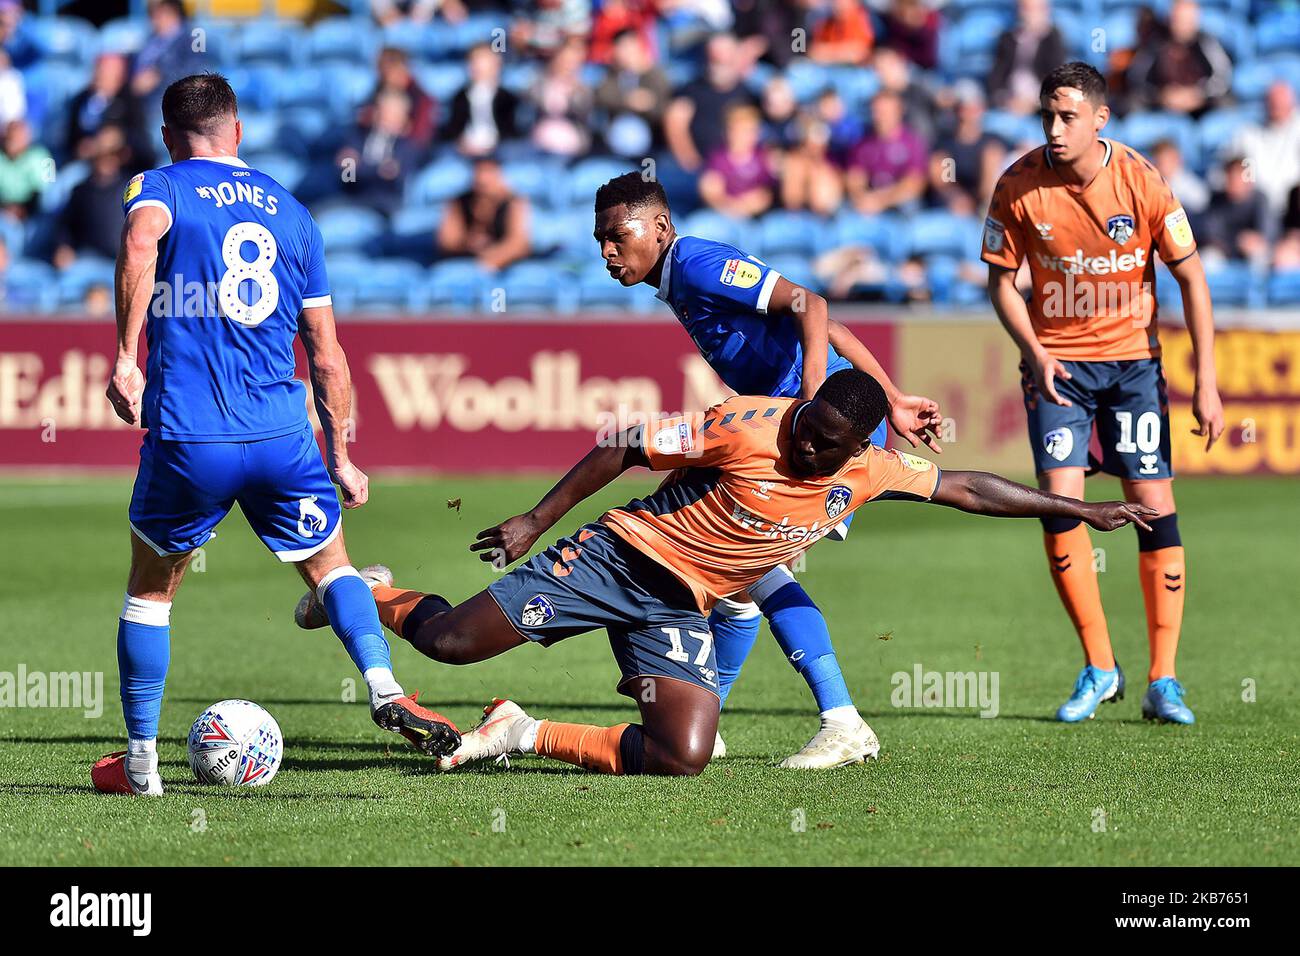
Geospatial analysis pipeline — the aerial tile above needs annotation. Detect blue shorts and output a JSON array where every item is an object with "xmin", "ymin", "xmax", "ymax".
[
  {"xmin": 129, "ymin": 425, "xmax": 342, "ymax": 561},
  {"xmin": 487, "ymin": 523, "xmax": 719, "ymax": 698},
  {"xmin": 1021, "ymin": 358, "xmax": 1172, "ymax": 480}
]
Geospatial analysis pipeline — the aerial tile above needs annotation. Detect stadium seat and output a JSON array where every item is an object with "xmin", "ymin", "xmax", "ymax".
[
  {"xmin": 829, "ymin": 67, "xmax": 880, "ymax": 113},
  {"xmin": 1120, "ymin": 112, "xmax": 1197, "ymax": 167},
  {"xmin": 313, "ymin": 206, "xmax": 387, "ymax": 255},
  {"xmin": 1234, "ymin": 55, "xmax": 1300, "ymax": 103},
  {"xmin": 237, "ymin": 111, "xmax": 281, "ymax": 154},
  {"xmin": 1203, "ymin": 262, "xmax": 1260, "ymax": 308},
  {"xmin": 38, "ymin": 160, "xmax": 89, "ymax": 216},
  {"xmin": 55, "ymin": 257, "xmax": 116, "ymax": 308},
  {"xmin": 226, "ymin": 66, "xmax": 281, "ymax": 113},
  {"xmin": 277, "ymin": 106, "xmax": 332, "ymax": 156},
  {"xmin": 269, "ymin": 67, "xmax": 331, "ymax": 111},
  {"xmin": 500, "ymin": 61, "xmax": 539, "ymax": 96},
  {"xmin": 982, "ymin": 110, "xmax": 1042, "ymax": 148},
  {"xmin": 783, "ymin": 60, "xmax": 833, "ymax": 103},
  {"xmin": 1267, "ymin": 270, "xmax": 1300, "ymax": 306},
  {"xmin": 902, "ymin": 211, "xmax": 982, "ymax": 261},
  {"xmin": 679, "ymin": 210, "xmax": 747, "ymax": 250},
  {"xmin": 833, "ymin": 212, "xmax": 903, "ymax": 262},
  {"xmin": 245, "ymin": 152, "xmax": 306, "ymax": 193},
  {"xmin": 757, "ymin": 211, "xmax": 824, "ymax": 260},
  {"xmin": 5, "ymin": 259, "xmax": 59, "ymax": 313},
  {"xmin": 29, "ymin": 16, "xmax": 97, "ymax": 67},
  {"xmin": 406, "ymin": 157, "xmax": 473, "ymax": 207},
  {"xmin": 564, "ymin": 157, "xmax": 639, "ymax": 208},
  {"xmin": 1197, "ymin": 106, "xmax": 1264, "ymax": 167},
  {"xmin": 308, "ymin": 17, "xmax": 379, "ymax": 67},
  {"xmin": 498, "ymin": 261, "xmax": 568, "ymax": 311},
  {"xmin": 420, "ymin": 259, "xmax": 491, "ymax": 312},
  {"xmin": 382, "ymin": 205, "xmax": 442, "ymax": 263},
  {"xmin": 1256, "ymin": 10, "xmax": 1300, "ymax": 57},
  {"xmin": 98, "ymin": 17, "xmax": 148, "ymax": 55},
  {"xmin": 325, "ymin": 63, "xmax": 379, "ymax": 117},
  {"xmin": 502, "ymin": 158, "xmax": 562, "ymax": 209},
  {"xmin": 238, "ymin": 20, "xmax": 305, "ymax": 68},
  {"xmin": 340, "ymin": 258, "xmax": 424, "ymax": 314}
]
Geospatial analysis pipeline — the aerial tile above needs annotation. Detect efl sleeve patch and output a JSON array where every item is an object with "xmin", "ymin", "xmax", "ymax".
[
  {"xmin": 652, "ymin": 422, "xmax": 695, "ymax": 456},
  {"xmin": 1164, "ymin": 208, "xmax": 1194, "ymax": 248},
  {"xmin": 896, "ymin": 451, "xmax": 933, "ymax": 472},
  {"xmin": 123, "ymin": 173, "xmax": 144, "ymax": 205},
  {"xmin": 983, "ymin": 216, "xmax": 1006, "ymax": 253},
  {"xmin": 719, "ymin": 258, "xmax": 763, "ymax": 289}
]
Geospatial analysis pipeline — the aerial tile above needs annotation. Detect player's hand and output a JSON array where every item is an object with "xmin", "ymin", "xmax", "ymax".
[
  {"xmin": 1029, "ymin": 352, "xmax": 1073, "ymax": 407},
  {"xmin": 889, "ymin": 393, "xmax": 944, "ymax": 453},
  {"xmin": 1191, "ymin": 380, "xmax": 1225, "ymax": 451},
  {"xmin": 106, "ymin": 357, "xmax": 144, "ymax": 426},
  {"xmin": 471, "ymin": 513, "xmax": 542, "ymax": 569},
  {"xmin": 331, "ymin": 461, "xmax": 369, "ymax": 509},
  {"xmin": 1081, "ymin": 501, "xmax": 1159, "ymax": 533}
]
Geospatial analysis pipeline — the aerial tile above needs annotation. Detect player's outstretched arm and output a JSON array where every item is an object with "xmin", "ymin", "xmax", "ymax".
[
  {"xmin": 931, "ymin": 470, "xmax": 1158, "ymax": 532},
  {"xmin": 827, "ymin": 318, "xmax": 943, "ymax": 452},
  {"xmin": 1167, "ymin": 251, "xmax": 1225, "ymax": 450},
  {"xmin": 471, "ymin": 430, "xmax": 648, "ymax": 566},
  {"xmin": 766, "ymin": 277, "xmax": 830, "ymax": 399},
  {"xmin": 987, "ymin": 263, "xmax": 1073, "ymax": 407},
  {"xmin": 299, "ymin": 304, "xmax": 368, "ymax": 509},
  {"xmin": 108, "ymin": 206, "xmax": 169, "ymax": 426}
]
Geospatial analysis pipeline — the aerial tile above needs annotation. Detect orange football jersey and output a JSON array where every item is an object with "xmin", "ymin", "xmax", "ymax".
[
  {"xmin": 982, "ymin": 139, "xmax": 1197, "ymax": 361},
  {"xmin": 600, "ymin": 396, "xmax": 941, "ymax": 610}
]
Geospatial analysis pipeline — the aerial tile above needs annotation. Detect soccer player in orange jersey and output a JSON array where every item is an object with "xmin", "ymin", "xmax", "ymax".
[
  {"xmin": 345, "ymin": 370, "xmax": 1154, "ymax": 776},
  {"xmin": 983, "ymin": 62, "xmax": 1225, "ymax": 724}
]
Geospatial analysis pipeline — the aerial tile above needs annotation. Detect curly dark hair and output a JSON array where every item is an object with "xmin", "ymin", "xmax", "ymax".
[
  {"xmin": 594, "ymin": 171, "xmax": 669, "ymax": 215},
  {"xmin": 817, "ymin": 369, "xmax": 889, "ymax": 439}
]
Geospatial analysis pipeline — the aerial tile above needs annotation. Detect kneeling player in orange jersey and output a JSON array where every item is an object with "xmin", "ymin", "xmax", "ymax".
[{"xmin": 311, "ymin": 371, "xmax": 1154, "ymax": 776}]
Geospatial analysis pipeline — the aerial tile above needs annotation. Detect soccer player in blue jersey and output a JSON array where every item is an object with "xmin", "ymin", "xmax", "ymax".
[
  {"xmin": 593, "ymin": 172, "xmax": 943, "ymax": 768},
  {"xmin": 92, "ymin": 74, "xmax": 459, "ymax": 796}
]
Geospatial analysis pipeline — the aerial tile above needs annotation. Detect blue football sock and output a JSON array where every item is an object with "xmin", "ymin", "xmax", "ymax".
[
  {"xmin": 320, "ymin": 567, "xmax": 393, "ymax": 676},
  {"xmin": 710, "ymin": 603, "xmax": 762, "ymax": 708},
  {"xmin": 758, "ymin": 581, "xmax": 854, "ymax": 714},
  {"xmin": 117, "ymin": 595, "xmax": 172, "ymax": 741}
]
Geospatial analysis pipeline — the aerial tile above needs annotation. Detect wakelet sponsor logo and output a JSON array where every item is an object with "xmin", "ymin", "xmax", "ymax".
[
  {"xmin": 50, "ymin": 886, "xmax": 152, "ymax": 936},
  {"xmin": 0, "ymin": 665, "xmax": 103, "ymax": 718},
  {"xmin": 891, "ymin": 664, "xmax": 1000, "ymax": 718},
  {"xmin": 729, "ymin": 503, "xmax": 830, "ymax": 544},
  {"xmin": 1034, "ymin": 245, "xmax": 1148, "ymax": 276}
]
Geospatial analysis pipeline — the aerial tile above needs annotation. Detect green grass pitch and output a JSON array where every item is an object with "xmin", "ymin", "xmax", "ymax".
[{"xmin": 0, "ymin": 474, "xmax": 1296, "ymax": 866}]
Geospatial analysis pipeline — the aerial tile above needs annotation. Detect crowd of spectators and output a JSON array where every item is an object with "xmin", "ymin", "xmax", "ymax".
[{"xmin": 2, "ymin": 0, "xmax": 1299, "ymax": 312}]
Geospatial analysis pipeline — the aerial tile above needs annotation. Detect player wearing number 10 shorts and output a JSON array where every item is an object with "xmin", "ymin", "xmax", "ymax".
[{"xmin": 93, "ymin": 74, "xmax": 458, "ymax": 797}]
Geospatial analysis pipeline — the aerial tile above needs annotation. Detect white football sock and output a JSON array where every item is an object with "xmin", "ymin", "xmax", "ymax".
[
  {"xmin": 364, "ymin": 667, "xmax": 404, "ymax": 709},
  {"xmin": 820, "ymin": 705, "xmax": 861, "ymax": 727},
  {"xmin": 125, "ymin": 738, "xmax": 158, "ymax": 778},
  {"xmin": 518, "ymin": 718, "xmax": 540, "ymax": 753}
]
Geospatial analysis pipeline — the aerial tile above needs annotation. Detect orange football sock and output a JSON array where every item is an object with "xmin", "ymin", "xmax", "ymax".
[
  {"xmin": 1139, "ymin": 546, "xmax": 1185, "ymax": 681},
  {"xmin": 1044, "ymin": 524, "xmax": 1114, "ymax": 670},
  {"xmin": 371, "ymin": 585, "xmax": 429, "ymax": 640},
  {"xmin": 534, "ymin": 720, "xmax": 629, "ymax": 774}
]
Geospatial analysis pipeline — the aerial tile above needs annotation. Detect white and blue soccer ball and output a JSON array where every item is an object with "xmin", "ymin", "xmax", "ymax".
[{"xmin": 187, "ymin": 699, "xmax": 283, "ymax": 787}]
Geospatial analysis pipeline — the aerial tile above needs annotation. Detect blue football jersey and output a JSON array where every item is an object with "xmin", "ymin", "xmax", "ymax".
[
  {"xmin": 122, "ymin": 155, "xmax": 330, "ymax": 441},
  {"xmin": 654, "ymin": 235, "xmax": 850, "ymax": 398}
]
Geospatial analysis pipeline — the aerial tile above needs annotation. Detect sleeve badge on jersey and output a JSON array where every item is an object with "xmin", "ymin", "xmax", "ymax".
[
  {"xmin": 894, "ymin": 450, "xmax": 933, "ymax": 472},
  {"xmin": 983, "ymin": 216, "xmax": 1005, "ymax": 253},
  {"xmin": 653, "ymin": 422, "xmax": 695, "ymax": 456},
  {"xmin": 1165, "ymin": 207, "xmax": 1194, "ymax": 248},
  {"xmin": 123, "ymin": 173, "xmax": 144, "ymax": 205},
  {"xmin": 720, "ymin": 258, "xmax": 763, "ymax": 289}
]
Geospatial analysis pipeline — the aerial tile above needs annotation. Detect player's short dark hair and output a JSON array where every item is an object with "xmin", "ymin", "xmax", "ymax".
[
  {"xmin": 162, "ymin": 73, "xmax": 238, "ymax": 137},
  {"xmin": 817, "ymin": 369, "xmax": 889, "ymax": 440},
  {"xmin": 1040, "ymin": 62, "xmax": 1108, "ymax": 106},
  {"xmin": 595, "ymin": 171, "xmax": 669, "ymax": 216}
]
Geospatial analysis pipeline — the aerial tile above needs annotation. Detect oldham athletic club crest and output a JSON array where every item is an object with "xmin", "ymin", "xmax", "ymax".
[
  {"xmin": 521, "ymin": 594, "xmax": 555, "ymax": 628},
  {"xmin": 1107, "ymin": 214, "xmax": 1135, "ymax": 245},
  {"xmin": 825, "ymin": 485, "xmax": 852, "ymax": 520},
  {"xmin": 1044, "ymin": 427, "xmax": 1074, "ymax": 462}
]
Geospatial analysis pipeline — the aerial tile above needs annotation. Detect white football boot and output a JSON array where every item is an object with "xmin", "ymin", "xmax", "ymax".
[
  {"xmin": 437, "ymin": 699, "xmax": 536, "ymax": 772},
  {"xmin": 711, "ymin": 731, "xmax": 727, "ymax": 759},
  {"xmin": 779, "ymin": 716, "xmax": 881, "ymax": 769},
  {"xmin": 91, "ymin": 750, "xmax": 164, "ymax": 796},
  {"xmin": 294, "ymin": 564, "xmax": 393, "ymax": 629}
]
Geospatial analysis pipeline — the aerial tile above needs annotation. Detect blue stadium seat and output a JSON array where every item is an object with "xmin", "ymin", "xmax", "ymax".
[
  {"xmin": 313, "ymin": 206, "xmax": 386, "ymax": 254},
  {"xmin": 343, "ymin": 258, "xmax": 424, "ymax": 313},
  {"xmin": 5, "ymin": 259, "xmax": 59, "ymax": 313},
  {"xmin": 1198, "ymin": 106, "xmax": 1264, "ymax": 166},
  {"xmin": 783, "ymin": 60, "xmax": 833, "ymax": 103},
  {"xmin": 500, "ymin": 61, "xmax": 539, "ymax": 96},
  {"xmin": 269, "ymin": 67, "xmax": 330, "ymax": 111},
  {"xmin": 1256, "ymin": 10, "xmax": 1300, "ymax": 57},
  {"xmin": 0, "ymin": 214, "xmax": 25, "ymax": 258},
  {"xmin": 308, "ymin": 17, "xmax": 379, "ymax": 67},
  {"xmin": 1267, "ymin": 270, "xmax": 1300, "ymax": 306},
  {"xmin": 23, "ymin": 60, "xmax": 92, "ymax": 139},
  {"xmin": 406, "ymin": 156, "xmax": 472, "ymax": 207},
  {"xmin": 833, "ymin": 212, "xmax": 902, "ymax": 261},
  {"xmin": 246, "ymin": 152, "xmax": 306, "ymax": 193},
  {"xmin": 757, "ymin": 211, "xmax": 824, "ymax": 260},
  {"xmin": 1120, "ymin": 112, "xmax": 1198, "ymax": 166},
  {"xmin": 226, "ymin": 66, "xmax": 281, "ymax": 113},
  {"xmin": 829, "ymin": 67, "xmax": 880, "ymax": 112},
  {"xmin": 502, "ymin": 158, "xmax": 561, "ymax": 209},
  {"xmin": 1233, "ymin": 57, "xmax": 1300, "ymax": 102},
  {"xmin": 679, "ymin": 209, "xmax": 747, "ymax": 249},
  {"xmin": 498, "ymin": 261, "xmax": 566, "ymax": 311},
  {"xmin": 38, "ymin": 160, "xmax": 89, "ymax": 216},
  {"xmin": 277, "ymin": 106, "xmax": 332, "ymax": 155},
  {"xmin": 30, "ymin": 16, "xmax": 97, "ymax": 67},
  {"xmin": 982, "ymin": 110, "xmax": 1042, "ymax": 148},
  {"xmin": 416, "ymin": 63, "xmax": 469, "ymax": 102},
  {"xmin": 420, "ymin": 259, "xmax": 491, "ymax": 311},
  {"xmin": 238, "ymin": 20, "xmax": 305, "ymax": 68},
  {"xmin": 1203, "ymin": 261, "xmax": 1259, "ymax": 308},
  {"xmin": 324, "ymin": 63, "xmax": 377, "ymax": 117},
  {"xmin": 383, "ymin": 204, "xmax": 442, "ymax": 262},
  {"xmin": 1200, "ymin": 8, "xmax": 1252, "ymax": 62},
  {"xmin": 237, "ymin": 111, "xmax": 281, "ymax": 153},
  {"xmin": 951, "ymin": 12, "xmax": 1013, "ymax": 78},
  {"xmin": 448, "ymin": 14, "xmax": 511, "ymax": 56},
  {"xmin": 98, "ymin": 17, "xmax": 148, "ymax": 55},
  {"xmin": 531, "ymin": 207, "xmax": 594, "ymax": 259},
  {"xmin": 902, "ymin": 211, "xmax": 982, "ymax": 261},
  {"xmin": 564, "ymin": 157, "xmax": 638, "ymax": 208},
  {"xmin": 192, "ymin": 19, "xmax": 240, "ymax": 69},
  {"xmin": 56, "ymin": 257, "xmax": 115, "ymax": 308}
]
